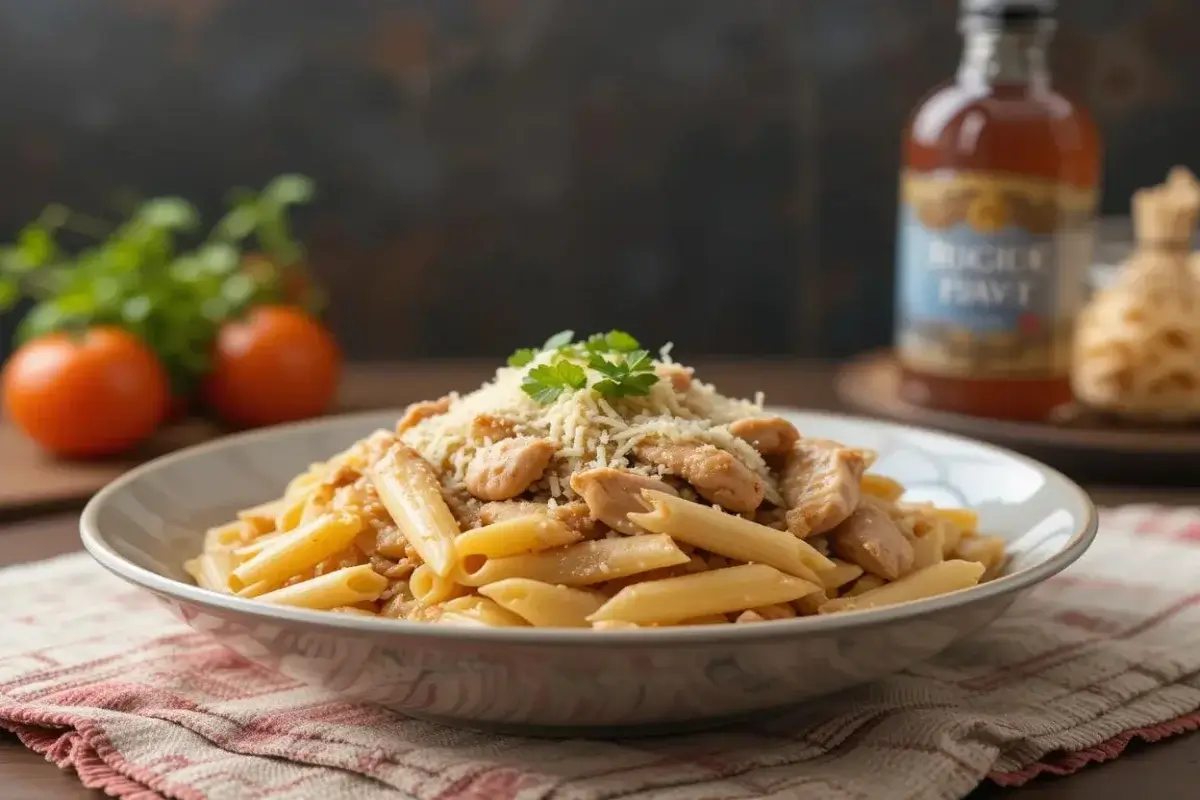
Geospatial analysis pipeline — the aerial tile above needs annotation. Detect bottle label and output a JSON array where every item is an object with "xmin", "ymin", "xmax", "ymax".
[{"xmin": 895, "ymin": 169, "xmax": 1097, "ymax": 379}]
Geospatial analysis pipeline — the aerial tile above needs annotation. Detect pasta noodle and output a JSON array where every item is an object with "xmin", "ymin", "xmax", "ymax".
[
  {"xmin": 479, "ymin": 578, "xmax": 606, "ymax": 627},
  {"xmin": 629, "ymin": 490, "xmax": 834, "ymax": 581},
  {"xmin": 861, "ymin": 474, "xmax": 905, "ymax": 502},
  {"xmin": 230, "ymin": 512, "xmax": 363, "ymax": 590},
  {"xmin": 819, "ymin": 560, "xmax": 985, "ymax": 614},
  {"xmin": 454, "ymin": 515, "xmax": 582, "ymax": 560},
  {"xmin": 186, "ymin": 332, "xmax": 1004, "ymax": 627},
  {"xmin": 371, "ymin": 444, "xmax": 461, "ymax": 577},
  {"xmin": 256, "ymin": 565, "xmax": 388, "ymax": 609},
  {"xmin": 409, "ymin": 563, "xmax": 462, "ymax": 605},
  {"xmin": 438, "ymin": 596, "xmax": 530, "ymax": 627},
  {"xmin": 454, "ymin": 534, "xmax": 689, "ymax": 587},
  {"xmin": 589, "ymin": 564, "xmax": 820, "ymax": 625}
]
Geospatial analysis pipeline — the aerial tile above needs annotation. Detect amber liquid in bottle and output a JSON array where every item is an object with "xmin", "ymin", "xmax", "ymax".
[{"xmin": 895, "ymin": 5, "xmax": 1101, "ymax": 420}]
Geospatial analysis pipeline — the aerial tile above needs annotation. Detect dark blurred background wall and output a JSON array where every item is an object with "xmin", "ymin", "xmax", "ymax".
[{"xmin": 0, "ymin": 0, "xmax": 1195, "ymax": 361}]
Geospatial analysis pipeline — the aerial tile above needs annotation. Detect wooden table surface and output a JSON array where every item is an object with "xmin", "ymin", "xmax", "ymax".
[{"xmin": 2, "ymin": 361, "xmax": 1198, "ymax": 798}]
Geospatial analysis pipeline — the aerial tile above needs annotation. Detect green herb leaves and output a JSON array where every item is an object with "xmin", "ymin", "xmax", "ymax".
[
  {"xmin": 542, "ymin": 329, "xmax": 575, "ymax": 350},
  {"xmin": 509, "ymin": 330, "xmax": 661, "ymax": 403},
  {"xmin": 0, "ymin": 175, "xmax": 316, "ymax": 394},
  {"xmin": 506, "ymin": 348, "xmax": 538, "ymax": 368},
  {"xmin": 521, "ymin": 359, "xmax": 588, "ymax": 403},
  {"xmin": 587, "ymin": 350, "xmax": 658, "ymax": 398},
  {"xmin": 584, "ymin": 330, "xmax": 639, "ymax": 353}
]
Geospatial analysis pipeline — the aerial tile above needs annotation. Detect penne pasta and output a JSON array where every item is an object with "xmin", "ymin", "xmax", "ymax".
[
  {"xmin": 750, "ymin": 603, "xmax": 797, "ymax": 620},
  {"xmin": 234, "ymin": 531, "xmax": 284, "ymax": 560},
  {"xmin": 284, "ymin": 465, "xmax": 324, "ymax": 499},
  {"xmin": 438, "ymin": 596, "xmax": 530, "ymax": 627},
  {"xmin": 589, "ymin": 564, "xmax": 820, "ymax": 625},
  {"xmin": 300, "ymin": 485, "xmax": 334, "ymax": 525},
  {"xmin": 238, "ymin": 500, "xmax": 284, "ymax": 534},
  {"xmin": 941, "ymin": 522, "xmax": 965, "ymax": 558},
  {"xmin": 861, "ymin": 474, "xmax": 905, "ymax": 502},
  {"xmin": 819, "ymin": 560, "xmax": 985, "ymax": 614},
  {"xmin": 911, "ymin": 523, "xmax": 946, "ymax": 571},
  {"xmin": 409, "ymin": 563, "xmax": 463, "ymax": 605},
  {"xmin": 592, "ymin": 620, "xmax": 640, "ymax": 630},
  {"xmin": 954, "ymin": 534, "xmax": 1007, "ymax": 578},
  {"xmin": 188, "ymin": 338, "xmax": 1008, "ymax": 628},
  {"xmin": 819, "ymin": 559, "xmax": 865, "ymax": 592},
  {"xmin": 454, "ymin": 516, "xmax": 582, "ymax": 560},
  {"xmin": 275, "ymin": 492, "xmax": 308, "ymax": 533},
  {"xmin": 843, "ymin": 573, "xmax": 886, "ymax": 597},
  {"xmin": 629, "ymin": 491, "xmax": 836, "ymax": 581},
  {"xmin": 928, "ymin": 507, "xmax": 979, "ymax": 534},
  {"xmin": 185, "ymin": 550, "xmax": 235, "ymax": 593},
  {"xmin": 371, "ymin": 444, "xmax": 461, "ymax": 577},
  {"xmin": 455, "ymin": 534, "xmax": 690, "ymax": 587},
  {"xmin": 236, "ymin": 579, "xmax": 276, "ymax": 598},
  {"xmin": 792, "ymin": 590, "xmax": 828, "ymax": 616},
  {"xmin": 257, "ymin": 564, "xmax": 388, "ymax": 609},
  {"xmin": 479, "ymin": 578, "xmax": 606, "ymax": 627},
  {"xmin": 231, "ymin": 512, "xmax": 363, "ymax": 589},
  {"xmin": 203, "ymin": 520, "xmax": 256, "ymax": 552}
]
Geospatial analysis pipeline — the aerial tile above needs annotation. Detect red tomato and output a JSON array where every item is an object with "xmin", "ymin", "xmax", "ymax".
[
  {"xmin": 205, "ymin": 305, "xmax": 341, "ymax": 428},
  {"xmin": 1, "ymin": 327, "xmax": 170, "ymax": 458}
]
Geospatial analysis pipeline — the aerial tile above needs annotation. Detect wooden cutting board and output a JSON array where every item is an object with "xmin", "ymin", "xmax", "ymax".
[{"xmin": 0, "ymin": 363, "xmax": 490, "ymax": 519}]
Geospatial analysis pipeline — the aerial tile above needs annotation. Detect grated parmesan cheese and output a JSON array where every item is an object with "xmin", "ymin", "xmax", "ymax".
[{"xmin": 399, "ymin": 356, "xmax": 781, "ymax": 505}]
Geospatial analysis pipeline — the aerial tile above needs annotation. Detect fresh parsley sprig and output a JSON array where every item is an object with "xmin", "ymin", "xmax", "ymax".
[
  {"xmin": 507, "ymin": 329, "xmax": 576, "ymax": 368},
  {"xmin": 521, "ymin": 358, "xmax": 587, "ymax": 403},
  {"xmin": 508, "ymin": 330, "xmax": 661, "ymax": 403},
  {"xmin": 586, "ymin": 349, "xmax": 658, "ymax": 398}
]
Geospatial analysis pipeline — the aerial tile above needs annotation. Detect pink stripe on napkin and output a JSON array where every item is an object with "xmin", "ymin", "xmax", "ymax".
[{"xmin": 3, "ymin": 505, "xmax": 1200, "ymax": 800}]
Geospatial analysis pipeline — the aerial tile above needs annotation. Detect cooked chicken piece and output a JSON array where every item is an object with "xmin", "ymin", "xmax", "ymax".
[
  {"xmin": 471, "ymin": 413, "xmax": 518, "ymax": 442},
  {"xmin": 369, "ymin": 553, "xmax": 415, "ymax": 580},
  {"xmin": 464, "ymin": 437, "xmax": 556, "ymax": 501},
  {"xmin": 753, "ymin": 505, "xmax": 788, "ymax": 531},
  {"xmin": 657, "ymin": 364, "xmax": 695, "ymax": 392},
  {"xmin": 441, "ymin": 485, "xmax": 481, "ymax": 530},
  {"xmin": 396, "ymin": 396, "xmax": 451, "ymax": 434},
  {"xmin": 635, "ymin": 438, "xmax": 765, "ymax": 513},
  {"xmin": 781, "ymin": 438, "xmax": 866, "ymax": 537},
  {"xmin": 729, "ymin": 416, "xmax": 800, "ymax": 456},
  {"xmin": 830, "ymin": 500, "xmax": 914, "ymax": 581},
  {"xmin": 550, "ymin": 501, "xmax": 606, "ymax": 539},
  {"xmin": 570, "ymin": 468, "xmax": 680, "ymax": 535}
]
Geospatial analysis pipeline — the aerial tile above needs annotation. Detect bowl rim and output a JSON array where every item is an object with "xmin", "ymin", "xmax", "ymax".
[{"xmin": 80, "ymin": 407, "xmax": 1099, "ymax": 647}]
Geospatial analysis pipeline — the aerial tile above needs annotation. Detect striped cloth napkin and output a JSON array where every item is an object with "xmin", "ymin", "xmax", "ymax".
[{"xmin": 2, "ymin": 505, "xmax": 1199, "ymax": 800}]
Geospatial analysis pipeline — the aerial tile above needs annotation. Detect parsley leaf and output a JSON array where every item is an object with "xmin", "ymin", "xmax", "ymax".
[
  {"xmin": 521, "ymin": 360, "xmax": 587, "ymax": 403},
  {"xmin": 542, "ymin": 329, "xmax": 575, "ymax": 350},
  {"xmin": 584, "ymin": 329, "xmax": 640, "ymax": 353},
  {"xmin": 507, "ymin": 348, "xmax": 538, "ymax": 368},
  {"xmin": 586, "ymin": 352, "xmax": 624, "ymax": 378},
  {"xmin": 586, "ymin": 350, "xmax": 659, "ymax": 399},
  {"xmin": 625, "ymin": 349, "xmax": 653, "ymax": 372},
  {"xmin": 604, "ymin": 330, "xmax": 640, "ymax": 352}
]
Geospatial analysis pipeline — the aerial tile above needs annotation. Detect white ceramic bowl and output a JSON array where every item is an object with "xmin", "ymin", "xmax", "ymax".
[{"xmin": 81, "ymin": 409, "xmax": 1097, "ymax": 736}]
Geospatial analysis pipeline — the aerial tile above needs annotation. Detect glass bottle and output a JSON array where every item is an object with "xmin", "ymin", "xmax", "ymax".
[{"xmin": 894, "ymin": 0, "xmax": 1101, "ymax": 420}]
